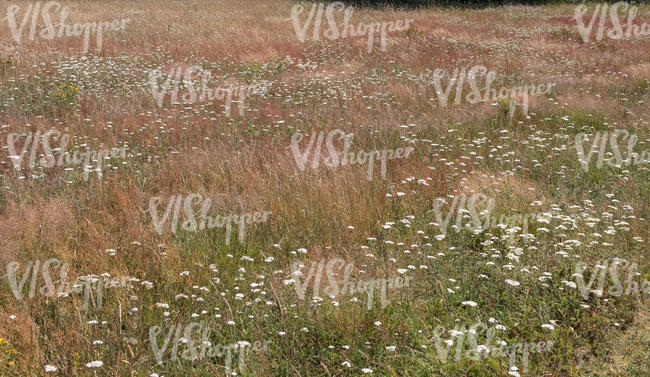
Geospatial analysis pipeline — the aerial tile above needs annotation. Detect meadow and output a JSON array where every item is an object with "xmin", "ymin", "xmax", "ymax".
[{"xmin": 0, "ymin": 0, "xmax": 648, "ymax": 376}]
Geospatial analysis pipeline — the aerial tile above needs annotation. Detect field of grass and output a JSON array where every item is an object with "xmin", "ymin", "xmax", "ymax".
[{"xmin": 0, "ymin": 0, "xmax": 648, "ymax": 376}]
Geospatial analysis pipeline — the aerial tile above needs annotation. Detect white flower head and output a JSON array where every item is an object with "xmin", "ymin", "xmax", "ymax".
[{"xmin": 85, "ymin": 361, "xmax": 103, "ymax": 368}]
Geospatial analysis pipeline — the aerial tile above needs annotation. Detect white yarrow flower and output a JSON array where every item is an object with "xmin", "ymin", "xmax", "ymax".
[
  {"xmin": 505, "ymin": 279, "xmax": 520, "ymax": 287},
  {"xmin": 85, "ymin": 361, "xmax": 103, "ymax": 368}
]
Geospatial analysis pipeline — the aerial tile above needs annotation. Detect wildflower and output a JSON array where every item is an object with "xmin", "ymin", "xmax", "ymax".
[
  {"xmin": 561, "ymin": 281, "xmax": 577, "ymax": 289},
  {"xmin": 505, "ymin": 279, "xmax": 520, "ymax": 287},
  {"xmin": 85, "ymin": 361, "xmax": 103, "ymax": 368}
]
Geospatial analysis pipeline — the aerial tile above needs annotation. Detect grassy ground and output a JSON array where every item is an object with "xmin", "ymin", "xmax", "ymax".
[
  {"xmin": 0, "ymin": 0, "xmax": 648, "ymax": 376},
  {"xmin": 578, "ymin": 302, "xmax": 649, "ymax": 376}
]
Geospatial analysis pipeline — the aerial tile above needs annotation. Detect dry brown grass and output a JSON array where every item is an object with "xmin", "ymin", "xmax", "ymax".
[{"xmin": 0, "ymin": 1, "xmax": 648, "ymax": 375}]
